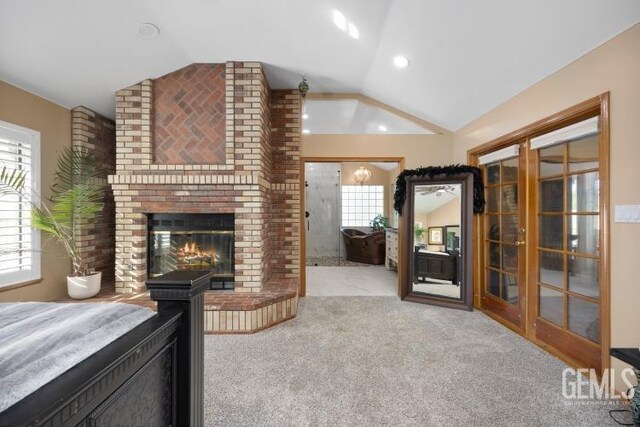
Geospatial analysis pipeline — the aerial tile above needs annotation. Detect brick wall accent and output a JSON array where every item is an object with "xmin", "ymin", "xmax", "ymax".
[
  {"xmin": 109, "ymin": 62, "xmax": 300, "ymax": 294},
  {"xmin": 269, "ymin": 90, "xmax": 302, "ymax": 281},
  {"xmin": 153, "ymin": 64, "xmax": 226, "ymax": 164},
  {"xmin": 71, "ymin": 106, "xmax": 116, "ymax": 283}
]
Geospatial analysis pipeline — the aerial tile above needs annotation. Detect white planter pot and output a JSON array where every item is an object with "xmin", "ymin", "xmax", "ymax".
[{"xmin": 67, "ymin": 272, "xmax": 101, "ymax": 300}]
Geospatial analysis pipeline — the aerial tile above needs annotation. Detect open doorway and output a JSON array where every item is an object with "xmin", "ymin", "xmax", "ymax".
[{"xmin": 301, "ymin": 157, "xmax": 404, "ymax": 297}]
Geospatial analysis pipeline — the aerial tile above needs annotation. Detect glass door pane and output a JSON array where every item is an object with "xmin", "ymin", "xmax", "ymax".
[
  {"xmin": 480, "ymin": 145, "xmax": 526, "ymax": 331},
  {"xmin": 305, "ymin": 163, "xmax": 342, "ymax": 266},
  {"xmin": 534, "ymin": 129, "xmax": 601, "ymax": 346},
  {"xmin": 483, "ymin": 156, "xmax": 521, "ymax": 307}
]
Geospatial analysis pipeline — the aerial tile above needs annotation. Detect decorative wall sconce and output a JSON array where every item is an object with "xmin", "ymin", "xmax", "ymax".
[
  {"xmin": 298, "ymin": 76, "xmax": 309, "ymax": 98},
  {"xmin": 298, "ymin": 76, "xmax": 310, "ymax": 114},
  {"xmin": 354, "ymin": 166, "xmax": 372, "ymax": 185}
]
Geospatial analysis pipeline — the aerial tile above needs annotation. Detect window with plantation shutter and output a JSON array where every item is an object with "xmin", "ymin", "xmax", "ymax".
[{"xmin": 0, "ymin": 121, "xmax": 41, "ymax": 287}]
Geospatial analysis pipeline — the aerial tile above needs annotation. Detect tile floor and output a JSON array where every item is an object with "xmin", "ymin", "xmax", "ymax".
[{"xmin": 306, "ymin": 266, "xmax": 397, "ymax": 296}]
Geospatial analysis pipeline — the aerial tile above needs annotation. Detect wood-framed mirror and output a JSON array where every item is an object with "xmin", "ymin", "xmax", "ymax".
[{"xmin": 401, "ymin": 173, "xmax": 474, "ymax": 310}]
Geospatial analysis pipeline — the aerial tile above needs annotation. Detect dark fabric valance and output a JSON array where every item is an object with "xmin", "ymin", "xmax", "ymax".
[{"xmin": 393, "ymin": 165, "xmax": 485, "ymax": 215}]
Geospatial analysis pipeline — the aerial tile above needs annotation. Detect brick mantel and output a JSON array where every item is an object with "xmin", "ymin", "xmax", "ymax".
[{"xmin": 109, "ymin": 62, "xmax": 301, "ymax": 294}]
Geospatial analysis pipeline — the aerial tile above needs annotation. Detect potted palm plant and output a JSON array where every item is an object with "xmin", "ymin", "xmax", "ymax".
[{"xmin": 0, "ymin": 147, "xmax": 106, "ymax": 299}]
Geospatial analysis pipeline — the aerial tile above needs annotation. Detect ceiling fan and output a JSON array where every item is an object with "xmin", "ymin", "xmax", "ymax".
[{"xmin": 417, "ymin": 185, "xmax": 457, "ymax": 197}]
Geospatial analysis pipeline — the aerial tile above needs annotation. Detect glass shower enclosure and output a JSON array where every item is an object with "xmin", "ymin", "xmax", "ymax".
[{"xmin": 304, "ymin": 163, "xmax": 342, "ymax": 266}]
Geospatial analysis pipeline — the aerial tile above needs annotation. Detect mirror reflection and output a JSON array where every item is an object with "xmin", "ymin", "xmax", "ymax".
[{"xmin": 412, "ymin": 184, "xmax": 462, "ymax": 299}]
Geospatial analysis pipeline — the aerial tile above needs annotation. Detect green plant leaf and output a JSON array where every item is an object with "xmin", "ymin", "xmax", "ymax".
[
  {"xmin": 32, "ymin": 208, "xmax": 61, "ymax": 237},
  {"xmin": 0, "ymin": 166, "xmax": 28, "ymax": 195},
  {"xmin": 370, "ymin": 214, "xmax": 390, "ymax": 232},
  {"xmin": 1, "ymin": 148, "xmax": 107, "ymax": 276},
  {"xmin": 50, "ymin": 147, "xmax": 106, "ymax": 199},
  {"xmin": 50, "ymin": 184, "xmax": 104, "ymax": 227}
]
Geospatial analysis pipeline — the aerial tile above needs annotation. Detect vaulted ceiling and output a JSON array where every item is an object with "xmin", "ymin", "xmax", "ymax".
[{"xmin": 1, "ymin": 0, "xmax": 639, "ymax": 131}]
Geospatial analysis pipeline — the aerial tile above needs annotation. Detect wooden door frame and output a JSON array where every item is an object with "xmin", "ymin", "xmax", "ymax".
[
  {"xmin": 467, "ymin": 93, "xmax": 610, "ymax": 372},
  {"xmin": 299, "ymin": 156, "xmax": 406, "ymax": 297}
]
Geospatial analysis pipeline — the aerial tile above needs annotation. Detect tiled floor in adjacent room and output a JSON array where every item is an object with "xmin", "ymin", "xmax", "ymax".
[{"xmin": 305, "ymin": 266, "xmax": 397, "ymax": 296}]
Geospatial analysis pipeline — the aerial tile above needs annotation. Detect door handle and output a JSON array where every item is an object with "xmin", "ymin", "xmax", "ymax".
[
  {"xmin": 514, "ymin": 228, "xmax": 526, "ymax": 246},
  {"xmin": 514, "ymin": 240, "xmax": 526, "ymax": 247}
]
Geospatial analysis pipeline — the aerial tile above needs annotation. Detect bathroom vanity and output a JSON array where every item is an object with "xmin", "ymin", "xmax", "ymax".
[{"xmin": 385, "ymin": 228, "xmax": 398, "ymax": 271}]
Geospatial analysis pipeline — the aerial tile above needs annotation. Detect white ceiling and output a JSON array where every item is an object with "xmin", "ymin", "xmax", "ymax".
[
  {"xmin": 369, "ymin": 162, "xmax": 398, "ymax": 172},
  {"xmin": 1, "ymin": 0, "xmax": 639, "ymax": 131},
  {"xmin": 303, "ymin": 99, "xmax": 432, "ymax": 134}
]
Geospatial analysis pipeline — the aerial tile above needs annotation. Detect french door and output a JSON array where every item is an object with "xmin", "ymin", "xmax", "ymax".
[
  {"xmin": 475, "ymin": 96, "xmax": 609, "ymax": 373},
  {"xmin": 480, "ymin": 144, "xmax": 527, "ymax": 331},
  {"xmin": 529, "ymin": 116, "xmax": 604, "ymax": 370}
]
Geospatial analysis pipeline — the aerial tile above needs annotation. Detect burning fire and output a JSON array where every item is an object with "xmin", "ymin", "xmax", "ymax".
[{"xmin": 177, "ymin": 241, "xmax": 219, "ymax": 269}]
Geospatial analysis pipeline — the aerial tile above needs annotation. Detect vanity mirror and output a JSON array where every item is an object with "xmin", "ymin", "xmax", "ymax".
[{"xmin": 401, "ymin": 173, "xmax": 473, "ymax": 310}]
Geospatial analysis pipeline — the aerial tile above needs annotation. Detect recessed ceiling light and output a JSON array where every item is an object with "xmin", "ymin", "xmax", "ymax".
[
  {"xmin": 302, "ymin": 113, "xmax": 309, "ymax": 120},
  {"xmin": 378, "ymin": 125, "xmax": 388, "ymax": 132},
  {"xmin": 302, "ymin": 129, "xmax": 310, "ymax": 134},
  {"xmin": 333, "ymin": 9, "xmax": 360, "ymax": 40},
  {"xmin": 138, "ymin": 23, "xmax": 160, "ymax": 39},
  {"xmin": 393, "ymin": 55, "xmax": 410, "ymax": 68},
  {"xmin": 332, "ymin": 10, "xmax": 347, "ymax": 31},
  {"xmin": 348, "ymin": 22, "xmax": 360, "ymax": 39}
]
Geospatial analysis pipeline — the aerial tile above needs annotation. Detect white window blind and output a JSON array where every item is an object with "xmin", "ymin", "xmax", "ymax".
[
  {"xmin": 341, "ymin": 185, "xmax": 384, "ymax": 227},
  {"xmin": 530, "ymin": 116, "xmax": 599, "ymax": 150},
  {"xmin": 0, "ymin": 121, "xmax": 41, "ymax": 287},
  {"xmin": 478, "ymin": 144, "xmax": 520, "ymax": 165}
]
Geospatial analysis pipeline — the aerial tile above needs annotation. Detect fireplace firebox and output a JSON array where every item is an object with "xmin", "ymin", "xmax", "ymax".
[{"xmin": 148, "ymin": 214, "xmax": 234, "ymax": 289}]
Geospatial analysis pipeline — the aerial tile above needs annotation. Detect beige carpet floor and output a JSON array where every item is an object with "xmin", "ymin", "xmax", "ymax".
[{"xmin": 204, "ymin": 297, "xmax": 623, "ymax": 426}]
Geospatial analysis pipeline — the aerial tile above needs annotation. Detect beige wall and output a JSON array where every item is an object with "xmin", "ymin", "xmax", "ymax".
[
  {"xmin": 388, "ymin": 163, "xmax": 401, "ymax": 227},
  {"xmin": 0, "ymin": 81, "xmax": 71, "ymax": 301},
  {"xmin": 414, "ymin": 198, "xmax": 461, "ymax": 251},
  {"xmin": 303, "ymin": 134, "xmax": 454, "ymax": 228},
  {"xmin": 340, "ymin": 162, "xmax": 390, "ymax": 185},
  {"xmin": 453, "ymin": 24, "xmax": 640, "ymax": 379},
  {"xmin": 424, "ymin": 199, "xmax": 461, "ymax": 251},
  {"xmin": 302, "ymin": 134, "xmax": 454, "ymax": 169}
]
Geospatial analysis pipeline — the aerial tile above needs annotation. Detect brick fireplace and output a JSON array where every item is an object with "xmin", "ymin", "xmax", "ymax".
[
  {"xmin": 147, "ymin": 213, "xmax": 235, "ymax": 288},
  {"xmin": 108, "ymin": 61, "xmax": 302, "ymax": 317}
]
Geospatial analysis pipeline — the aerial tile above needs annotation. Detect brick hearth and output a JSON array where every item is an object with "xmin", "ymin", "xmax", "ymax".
[
  {"xmin": 62, "ymin": 278, "xmax": 298, "ymax": 334},
  {"xmin": 107, "ymin": 61, "xmax": 301, "ymax": 332}
]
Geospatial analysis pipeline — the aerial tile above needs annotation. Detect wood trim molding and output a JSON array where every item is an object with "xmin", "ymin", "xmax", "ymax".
[
  {"xmin": 306, "ymin": 93, "xmax": 451, "ymax": 136},
  {"xmin": 466, "ymin": 92, "xmax": 611, "ymax": 374},
  {"xmin": 467, "ymin": 94, "xmax": 603, "ymax": 157},
  {"xmin": 599, "ymin": 92, "xmax": 611, "ymax": 372},
  {"xmin": 0, "ymin": 277, "xmax": 44, "ymax": 293},
  {"xmin": 299, "ymin": 156, "xmax": 406, "ymax": 298}
]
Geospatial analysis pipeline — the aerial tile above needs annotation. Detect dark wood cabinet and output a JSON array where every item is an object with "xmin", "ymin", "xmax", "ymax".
[{"xmin": 413, "ymin": 250, "xmax": 458, "ymax": 284}]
